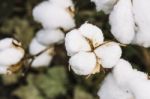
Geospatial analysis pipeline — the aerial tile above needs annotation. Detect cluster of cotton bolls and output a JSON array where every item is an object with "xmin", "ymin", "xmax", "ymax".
[
  {"xmin": 65, "ymin": 23, "xmax": 122, "ymax": 75},
  {"xmin": 65, "ymin": 23, "xmax": 150, "ymax": 99},
  {"xmin": 98, "ymin": 59, "xmax": 150, "ymax": 99},
  {"xmin": 29, "ymin": 0, "xmax": 75, "ymax": 67},
  {"xmin": 0, "ymin": 38, "xmax": 25, "ymax": 74},
  {"xmin": 91, "ymin": 0, "xmax": 150, "ymax": 47}
]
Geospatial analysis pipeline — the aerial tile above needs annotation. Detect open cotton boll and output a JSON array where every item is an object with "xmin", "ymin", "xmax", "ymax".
[
  {"xmin": 36, "ymin": 29, "xmax": 65, "ymax": 46},
  {"xmin": 31, "ymin": 51, "xmax": 53, "ymax": 67},
  {"xmin": 109, "ymin": 0, "xmax": 135, "ymax": 44},
  {"xmin": 128, "ymin": 78, "xmax": 150, "ymax": 99},
  {"xmin": 112, "ymin": 59, "xmax": 134, "ymax": 91},
  {"xmin": 0, "ymin": 38, "xmax": 13, "ymax": 50},
  {"xmin": 78, "ymin": 23, "xmax": 104, "ymax": 48},
  {"xmin": 29, "ymin": 38, "xmax": 47, "ymax": 55},
  {"xmin": 0, "ymin": 47, "xmax": 24, "ymax": 66},
  {"xmin": 133, "ymin": 29, "xmax": 150, "ymax": 47},
  {"xmin": 91, "ymin": 0, "xmax": 118, "ymax": 14},
  {"xmin": 0, "ymin": 38, "xmax": 21, "ymax": 50},
  {"xmin": 132, "ymin": 69, "xmax": 147, "ymax": 80},
  {"xmin": 69, "ymin": 52, "xmax": 96, "ymax": 75},
  {"xmin": 33, "ymin": 1, "xmax": 75, "ymax": 30},
  {"xmin": 94, "ymin": 42, "xmax": 122, "ymax": 68},
  {"xmin": 65, "ymin": 29, "xmax": 91, "ymax": 56},
  {"xmin": 98, "ymin": 73, "xmax": 134, "ymax": 99},
  {"xmin": 132, "ymin": 0, "xmax": 150, "ymax": 47},
  {"xmin": 49, "ymin": 0, "xmax": 74, "ymax": 8},
  {"xmin": 29, "ymin": 38, "xmax": 54, "ymax": 67}
]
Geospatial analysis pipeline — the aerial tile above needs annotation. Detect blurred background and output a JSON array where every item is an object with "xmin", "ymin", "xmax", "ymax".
[{"xmin": 0, "ymin": 0, "xmax": 150, "ymax": 99}]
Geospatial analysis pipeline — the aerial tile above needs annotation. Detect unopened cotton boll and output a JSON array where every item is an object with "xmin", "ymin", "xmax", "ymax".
[
  {"xmin": 78, "ymin": 23, "xmax": 104, "ymax": 48},
  {"xmin": 91, "ymin": 0, "xmax": 118, "ymax": 14},
  {"xmin": 49, "ymin": 0, "xmax": 74, "ymax": 8},
  {"xmin": 132, "ymin": 0, "xmax": 150, "ymax": 47},
  {"xmin": 0, "ymin": 47, "xmax": 24, "ymax": 66},
  {"xmin": 94, "ymin": 42, "xmax": 122, "ymax": 68},
  {"xmin": 69, "ymin": 52, "xmax": 96, "ymax": 75},
  {"xmin": 33, "ymin": 1, "xmax": 75, "ymax": 30},
  {"xmin": 36, "ymin": 29, "xmax": 65, "ymax": 46},
  {"xmin": 109, "ymin": 0, "xmax": 135, "ymax": 44},
  {"xmin": 65, "ymin": 29, "xmax": 91, "ymax": 56},
  {"xmin": 98, "ymin": 73, "xmax": 134, "ymax": 99}
]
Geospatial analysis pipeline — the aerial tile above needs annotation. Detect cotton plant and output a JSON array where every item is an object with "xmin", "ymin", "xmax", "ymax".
[
  {"xmin": 65, "ymin": 23, "xmax": 122, "ymax": 75},
  {"xmin": 29, "ymin": 0, "xmax": 75, "ymax": 67},
  {"xmin": 0, "ymin": 38, "xmax": 25, "ymax": 74},
  {"xmin": 91, "ymin": 0, "xmax": 150, "ymax": 47},
  {"xmin": 98, "ymin": 58, "xmax": 150, "ymax": 99}
]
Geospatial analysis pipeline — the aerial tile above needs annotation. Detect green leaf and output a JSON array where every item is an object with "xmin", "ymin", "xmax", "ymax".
[
  {"xmin": 13, "ymin": 84, "xmax": 44, "ymax": 99},
  {"xmin": 27, "ymin": 66, "xmax": 68, "ymax": 98},
  {"xmin": 74, "ymin": 86, "xmax": 94, "ymax": 99}
]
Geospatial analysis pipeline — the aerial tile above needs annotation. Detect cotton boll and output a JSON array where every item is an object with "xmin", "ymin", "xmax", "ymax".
[
  {"xmin": 31, "ymin": 51, "xmax": 53, "ymax": 67},
  {"xmin": 0, "ymin": 38, "xmax": 21, "ymax": 50},
  {"xmin": 36, "ymin": 29, "xmax": 65, "ymax": 46},
  {"xmin": 132, "ymin": 69, "xmax": 147, "ymax": 80},
  {"xmin": 65, "ymin": 29, "xmax": 91, "ymax": 56},
  {"xmin": 91, "ymin": 0, "xmax": 118, "ymax": 14},
  {"xmin": 129, "ymin": 78, "xmax": 150, "ymax": 99},
  {"xmin": 94, "ymin": 42, "xmax": 122, "ymax": 68},
  {"xmin": 112, "ymin": 59, "xmax": 134, "ymax": 91},
  {"xmin": 132, "ymin": 27, "xmax": 150, "ymax": 47},
  {"xmin": 29, "ymin": 38, "xmax": 47, "ymax": 55},
  {"xmin": 78, "ymin": 23, "xmax": 104, "ymax": 48},
  {"xmin": 49, "ymin": 0, "xmax": 74, "ymax": 8},
  {"xmin": 109, "ymin": 0, "xmax": 135, "ymax": 44},
  {"xmin": 29, "ymin": 38, "xmax": 54, "ymax": 67},
  {"xmin": 132, "ymin": 0, "xmax": 150, "ymax": 47},
  {"xmin": 98, "ymin": 73, "xmax": 134, "ymax": 99},
  {"xmin": 0, "ymin": 47, "xmax": 24, "ymax": 66},
  {"xmin": 33, "ymin": 1, "xmax": 75, "ymax": 30},
  {"xmin": 0, "ymin": 38, "xmax": 13, "ymax": 50},
  {"xmin": 69, "ymin": 52, "xmax": 96, "ymax": 75}
]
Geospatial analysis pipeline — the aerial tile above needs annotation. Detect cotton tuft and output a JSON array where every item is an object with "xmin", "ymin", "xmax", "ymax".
[
  {"xmin": 69, "ymin": 52, "xmax": 96, "ymax": 75},
  {"xmin": 36, "ymin": 29, "xmax": 65, "ymax": 46},
  {"xmin": 33, "ymin": 1, "xmax": 75, "ymax": 30}
]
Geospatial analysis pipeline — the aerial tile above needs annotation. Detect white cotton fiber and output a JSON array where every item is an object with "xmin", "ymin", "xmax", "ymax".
[
  {"xmin": 33, "ymin": 1, "xmax": 75, "ymax": 30},
  {"xmin": 129, "ymin": 78, "xmax": 150, "ymax": 99},
  {"xmin": 31, "ymin": 51, "xmax": 53, "ymax": 67},
  {"xmin": 112, "ymin": 59, "xmax": 134, "ymax": 91},
  {"xmin": 36, "ymin": 29, "xmax": 65, "ymax": 46},
  {"xmin": 109, "ymin": 0, "xmax": 135, "ymax": 44},
  {"xmin": 98, "ymin": 73, "xmax": 134, "ymax": 99},
  {"xmin": 94, "ymin": 42, "xmax": 122, "ymax": 68},
  {"xmin": 0, "ymin": 47, "xmax": 24, "ymax": 66},
  {"xmin": 65, "ymin": 29, "xmax": 91, "ymax": 56},
  {"xmin": 79, "ymin": 23, "xmax": 104, "ymax": 48},
  {"xmin": 29, "ymin": 38, "xmax": 54, "ymax": 67},
  {"xmin": 0, "ymin": 38, "xmax": 14, "ymax": 50},
  {"xmin": 29, "ymin": 38, "xmax": 47, "ymax": 55},
  {"xmin": 49, "ymin": 0, "xmax": 74, "ymax": 8},
  {"xmin": 132, "ymin": 0, "xmax": 150, "ymax": 47},
  {"xmin": 91, "ymin": 0, "xmax": 118, "ymax": 14},
  {"xmin": 69, "ymin": 52, "xmax": 96, "ymax": 75}
]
